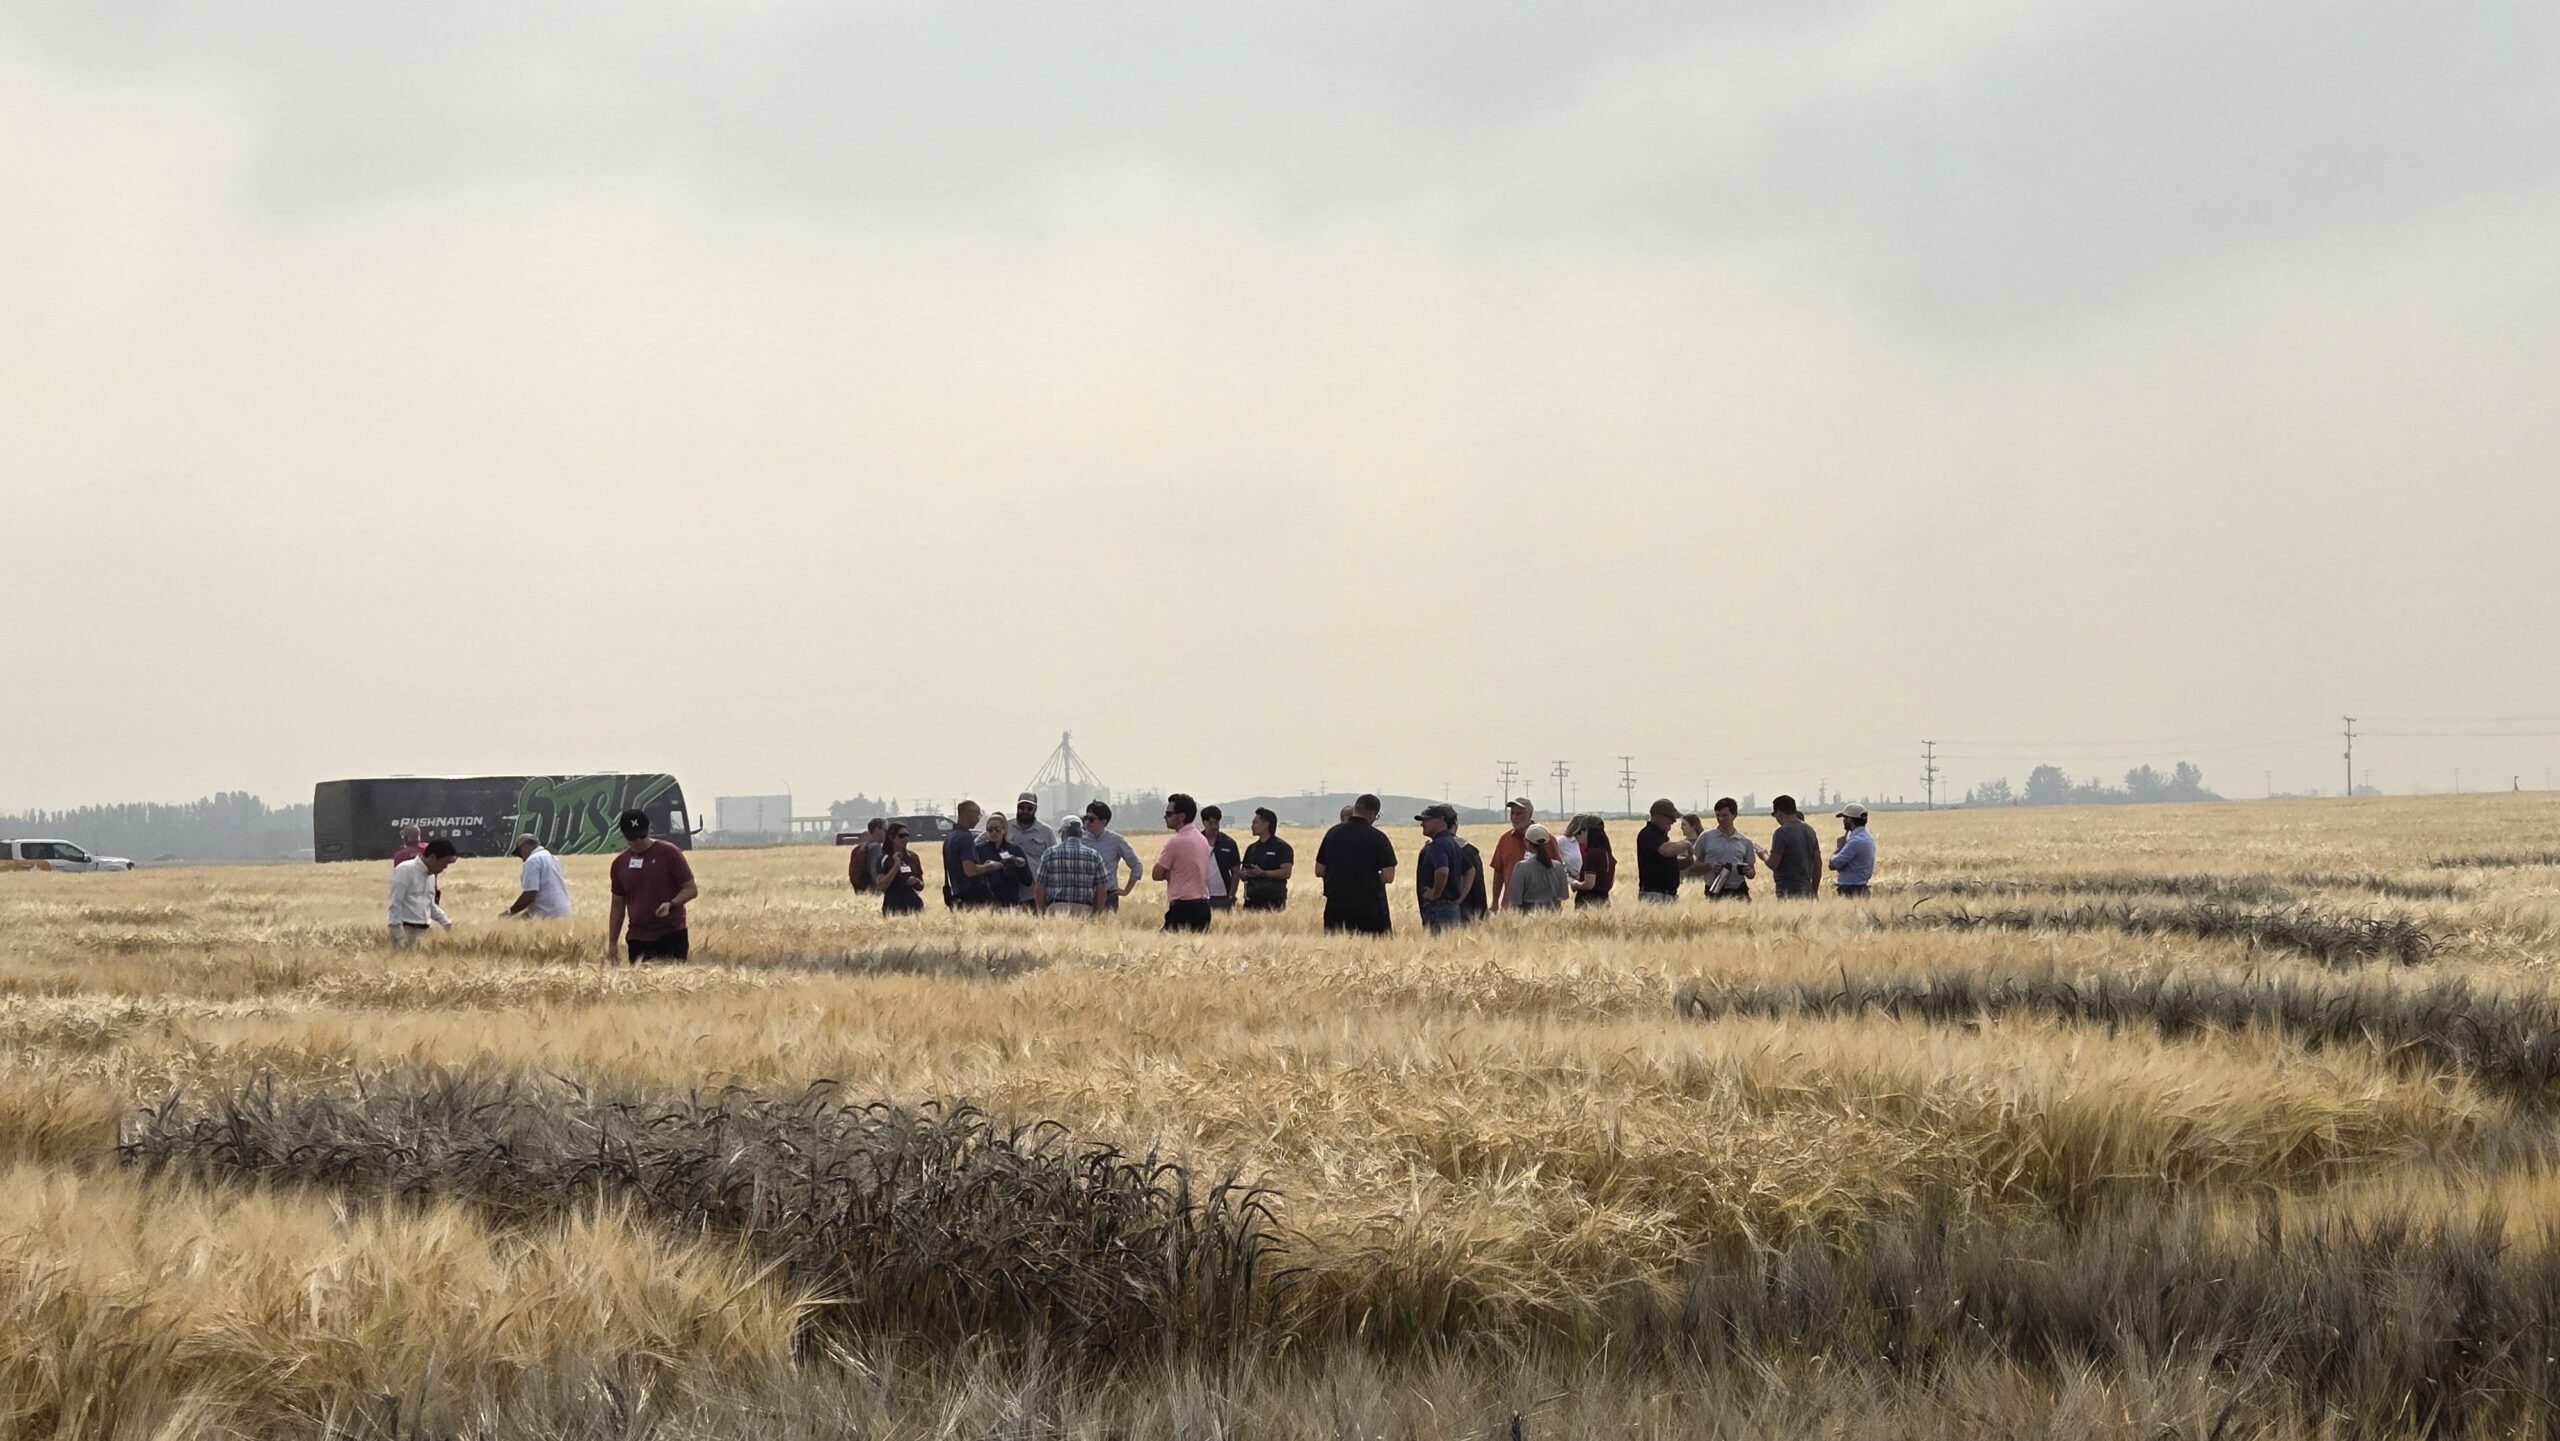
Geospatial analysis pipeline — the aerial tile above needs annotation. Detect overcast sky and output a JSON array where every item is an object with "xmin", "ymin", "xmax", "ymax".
[{"xmin": 7, "ymin": 0, "xmax": 2558, "ymax": 815}]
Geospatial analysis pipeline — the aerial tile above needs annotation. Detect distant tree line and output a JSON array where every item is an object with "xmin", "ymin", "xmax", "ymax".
[
  {"xmin": 1965, "ymin": 762, "xmax": 2219, "ymax": 807},
  {"xmin": 0, "ymin": 791, "xmax": 312, "ymax": 861}
]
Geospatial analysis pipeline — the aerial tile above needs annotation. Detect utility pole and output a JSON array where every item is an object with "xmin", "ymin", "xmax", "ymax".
[
  {"xmin": 1551, "ymin": 760, "xmax": 1571, "ymax": 816},
  {"xmin": 2264, "ymin": 769, "xmax": 2273, "ymax": 799},
  {"xmin": 1921, "ymin": 740, "xmax": 1939, "ymax": 811},
  {"xmin": 1496, "ymin": 761, "xmax": 1519, "ymax": 806},
  {"xmin": 1618, "ymin": 756, "xmax": 1637, "ymax": 818},
  {"xmin": 2342, "ymin": 717, "xmax": 2356, "ymax": 799}
]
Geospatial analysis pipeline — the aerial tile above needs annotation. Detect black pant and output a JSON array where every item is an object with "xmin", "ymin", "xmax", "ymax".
[
  {"xmin": 626, "ymin": 929, "xmax": 690, "ymax": 962},
  {"xmin": 1242, "ymin": 893, "xmax": 1287, "ymax": 911},
  {"xmin": 882, "ymin": 888, "xmax": 923, "ymax": 915},
  {"xmin": 1834, "ymin": 884, "xmax": 1870, "ymax": 899},
  {"xmin": 1775, "ymin": 881, "xmax": 1818, "ymax": 899},
  {"xmin": 1164, "ymin": 899, "xmax": 1212, "ymax": 932},
  {"xmin": 1323, "ymin": 899, "xmax": 1391, "ymax": 935},
  {"xmin": 1704, "ymin": 886, "xmax": 1751, "ymax": 902}
]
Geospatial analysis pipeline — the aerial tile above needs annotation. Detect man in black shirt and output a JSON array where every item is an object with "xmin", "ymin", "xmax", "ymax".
[
  {"xmin": 1635, "ymin": 798, "xmax": 1686, "ymax": 903},
  {"xmin": 1763, "ymin": 795, "xmax": 1824, "ymax": 899},
  {"xmin": 1314, "ymin": 793, "xmax": 1398, "ymax": 934},
  {"xmin": 1238, "ymin": 807, "xmax": 1294, "ymax": 910}
]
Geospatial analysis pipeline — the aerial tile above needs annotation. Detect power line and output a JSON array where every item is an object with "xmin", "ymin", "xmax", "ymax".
[
  {"xmin": 1551, "ymin": 760, "xmax": 1571, "ymax": 816},
  {"xmin": 1495, "ymin": 761, "xmax": 1519, "ymax": 807},
  {"xmin": 1921, "ymin": 740, "xmax": 1939, "ymax": 811},
  {"xmin": 2343, "ymin": 716, "xmax": 2355, "ymax": 800},
  {"xmin": 1618, "ymin": 756, "xmax": 1636, "ymax": 818}
]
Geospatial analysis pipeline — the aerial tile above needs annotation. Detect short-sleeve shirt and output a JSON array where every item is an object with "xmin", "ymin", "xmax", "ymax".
[
  {"xmin": 943, "ymin": 827, "xmax": 986, "ymax": 903},
  {"xmin": 1157, "ymin": 825, "xmax": 1215, "ymax": 903},
  {"xmin": 518, "ymin": 846, "xmax": 572, "ymax": 918},
  {"xmin": 1084, "ymin": 828, "xmax": 1144, "ymax": 892},
  {"xmin": 1035, "ymin": 839, "xmax": 1108, "ymax": 907},
  {"xmin": 1207, "ymin": 831, "xmax": 1240, "ymax": 898},
  {"xmin": 1242, "ymin": 837, "xmax": 1294, "ymax": 905},
  {"xmin": 1691, "ymin": 829, "xmax": 1758, "ymax": 888},
  {"xmin": 1316, "ymin": 819, "xmax": 1398, "ymax": 907},
  {"xmin": 1768, "ymin": 820, "xmax": 1822, "ymax": 890},
  {"xmin": 1579, "ymin": 842, "xmax": 1616, "ymax": 900},
  {"xmin": 609, "ymin": 840, "xmax": 694, "ymax": 941},
  {"xmin": 1634, "ymin": 822, "xmax": 1684, "ymax": 895},
  {"xmin": 1416, "ymin": 832, "xmax": 1464, "ymax": 905}
]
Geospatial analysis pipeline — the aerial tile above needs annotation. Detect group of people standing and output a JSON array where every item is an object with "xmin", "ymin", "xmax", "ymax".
[
  {"xmin": 386, "ymin": 790, "xmax": 1880, "ymax": 959},
  {"xmin": 385, "ymin": 808, "xmax": 696, "ymax": 963},
  {"xmin": 835, "ymin": 789, "xmax": 1880, "ymax": 936}
]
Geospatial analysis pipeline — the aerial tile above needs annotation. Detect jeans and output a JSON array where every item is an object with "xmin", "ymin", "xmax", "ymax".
[
  {"xmin": 389, "ymin": 923, "xmax": 429, "ymax": 949},
  {"xmin": 1420, "ymin": 900, "xmax": 1463, "ymax": 932},
  {"xmin": 626, "ymin": 930, "xmax": 690, "ymax": 963}
]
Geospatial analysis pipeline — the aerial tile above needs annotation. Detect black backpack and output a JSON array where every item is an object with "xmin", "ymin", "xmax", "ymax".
[{"xmin": 1455, "ymin": 841, "xmax": 1489, "ymax": 918}]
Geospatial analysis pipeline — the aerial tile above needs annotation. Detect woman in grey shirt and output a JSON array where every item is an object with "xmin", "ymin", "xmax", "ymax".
[{"xmin": 1506, "ymin": 824, "xmax": 1573, "ymax": 911}]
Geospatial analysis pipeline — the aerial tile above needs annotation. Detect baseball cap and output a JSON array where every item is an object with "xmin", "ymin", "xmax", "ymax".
[
  {"xmin": 1522, "ymin": 823, "xmax": 1553, "ymax": 844},
  {"xmin": 1059, "ymin": 817, "xmax": 1084, "ymax": 838},
  {"xmin": 1414, "ymin": 802, "xmax": 1458, "ymax": 824},
  {"xmin": 617, "ymin": 808, "xmax": 651, "ymax": 837},
  {"xmin": 1507, "ymin": 796, "xmax": 1533, "ymax": 812},
  {"xmin": 1017, "ymin": 792, "xmax": 1039, "ymax": 807},
  {"xmin": 1837, "ymin": 803, "xmax": 1869, "ymax": 820}
]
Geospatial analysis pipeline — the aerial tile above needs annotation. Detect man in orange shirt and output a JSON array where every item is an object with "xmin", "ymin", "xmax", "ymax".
[{"xmin": 1490, "ymin": 796, "xmax": 1536, "ymax": 909}]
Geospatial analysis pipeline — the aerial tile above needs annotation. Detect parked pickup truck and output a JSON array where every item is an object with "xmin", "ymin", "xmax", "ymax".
[{"xmin": 1, "ymin": 840, "xmax": 137, "ymax": 872}]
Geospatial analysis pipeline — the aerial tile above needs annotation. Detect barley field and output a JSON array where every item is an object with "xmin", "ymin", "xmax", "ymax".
[{"xmin": 7, "ymin": 796, "xmax": 2560, "ymax": 1438}]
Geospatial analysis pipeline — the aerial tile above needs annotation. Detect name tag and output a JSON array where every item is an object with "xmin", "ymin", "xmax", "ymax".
[{"xmin": 628, "ymin": 858, "xmax": 645, "ymax": 869}]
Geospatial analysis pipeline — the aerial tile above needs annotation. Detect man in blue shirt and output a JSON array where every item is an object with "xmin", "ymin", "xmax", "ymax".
[
  {"xmin": 1414, "ymin": 804, "xmax": 1466, "ymax": 933},
  {"xmin": 943, "ymin": 800, "xmax": 990, "ymax": 908},
  {"xmin": 1079, "ymin": 800, "xmax": 1145, "ymax": 910},
  {"xmin": 1828, "ymin": 804, "xmax": 1877, "ymax": 897}
]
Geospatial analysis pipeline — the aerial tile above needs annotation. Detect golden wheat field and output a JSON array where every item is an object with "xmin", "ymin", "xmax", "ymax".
[{"xmin": 8, "ymin": 795, "xmax": 2560, "ymax": 1438}]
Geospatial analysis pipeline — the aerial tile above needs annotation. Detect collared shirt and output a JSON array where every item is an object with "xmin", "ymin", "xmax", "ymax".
[
  {"xmin": 1035, "ymin": 838, "xmax": 1108, "ymax": 908},
  {"xmin": 1205, "ymin": 830, "xmax": 1239, "ymax": 899},
  {"xmin": 978, "ymin": 837, "xmax": 1033, "ymax": 905},
  {"xmin": 518, "ymin": 846, "xmax": 571, "ymax": 918},
  {"xmin": 1416, "ymin": 832, "xmax": 1463, "ymax": 904},
  {"xmin": 1634, "ymin": 821, "xmax": 1684, "ymax": 895},
  {"xmin": 1241, "ymin": 836, "xmax": 1294, "ymax": 905},
  {"xmin": 1829, "ymin": 829, "xmax": 1877, "ymax": 886},
  {"xmin": 1691, "ymin": 828, "xmax": 1758, "ymax": 888},
  {"xmin": 1157, "ymin": 824, "xmax": 1215, "ymax": 903},
  {"xmin": 943, "ymin": 826, "xmax": 986, "ymax": 902},
  {"xmin": 1011, "ymin": 815, "xmax": 1057, "ymax": 863},
  {"xmin": 389, "ymin": 857, "xmax": 450, "ymax": 928},
  {"xmin": 1084, "ymin": 827, "xmax": 1143, "ymax": 893}
]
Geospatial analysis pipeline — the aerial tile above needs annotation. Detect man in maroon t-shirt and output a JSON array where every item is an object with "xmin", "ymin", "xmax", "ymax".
[
  {"xmin": 389, "ymin": 826, "xmax": 426, "ymax": 866},
  {"xmin": 606, "ymin": 808, "xmax": 698, "ymax": 963}
]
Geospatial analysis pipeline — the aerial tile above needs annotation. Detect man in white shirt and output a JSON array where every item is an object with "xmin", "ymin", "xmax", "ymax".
[
  {"xmin": 506, "ymin": 833, "xmax": 572, "ymax": 919},
  {"xmin": 388, "ymin": 838, "xmax": 458, "ymax": 947}
]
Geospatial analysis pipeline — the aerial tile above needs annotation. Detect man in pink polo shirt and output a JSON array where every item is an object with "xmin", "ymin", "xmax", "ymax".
[{"xmin": 1151, "ymin": 792, "xmax": 1215, "ymax": 933}]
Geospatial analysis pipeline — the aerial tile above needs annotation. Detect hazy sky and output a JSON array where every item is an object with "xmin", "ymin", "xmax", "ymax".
[{"xmin": 8, "ymin": 0, "xmax": 2559, "ymax": 815}]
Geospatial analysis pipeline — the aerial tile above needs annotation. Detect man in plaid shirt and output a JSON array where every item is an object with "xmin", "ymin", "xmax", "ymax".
[{"xmin": 1032, "ymin": 818, "xmax": 1113, "ymax": 916}]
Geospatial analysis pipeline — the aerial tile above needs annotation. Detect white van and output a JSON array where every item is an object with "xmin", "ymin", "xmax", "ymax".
[{"xmin": 1, "ymin": 840, "xmax": 136, "ymax": 872}]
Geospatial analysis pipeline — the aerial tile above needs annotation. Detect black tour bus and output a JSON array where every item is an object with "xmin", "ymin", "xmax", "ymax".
[{"xmin": 313, "ymin": 775, "xmax": 694, "ymax": 862}]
